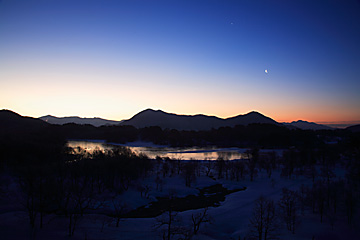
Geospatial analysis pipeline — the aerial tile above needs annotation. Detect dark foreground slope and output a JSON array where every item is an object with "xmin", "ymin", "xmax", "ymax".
[
  {"xmin": 0, "ymin": 110, "xmax": 65, "ymax": 165},
  {"xmin": 0, "ymin": 109, "xmax": 48, "ymax": 131}
]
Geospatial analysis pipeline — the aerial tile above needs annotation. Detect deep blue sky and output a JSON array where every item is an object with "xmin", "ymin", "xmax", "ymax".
[{"xmin": 1, "ymin": 0, "xmax": 360, "ymax": 123}]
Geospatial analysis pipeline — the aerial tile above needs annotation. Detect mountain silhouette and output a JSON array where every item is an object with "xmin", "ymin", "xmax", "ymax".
[
  {"xmin": 0, "ymin": 109, "xmax": 54, "ymax": 144},
  {"xmin": 40, "ymin": 115, "xmax": 122, "ymax": 127},
  {"xmin": 282, "ymin": 120, "xmax": 333, "ymax": 130},
  {"xmin": 0, "ymin": 110, "xmax": 65, "ymax": 163},
  {"xmin": 120, "ymin": 109, "xmax": 279, "ymax": 130},
  {"xmin": 0, "ymin": 109, "xmax": 48, "ymax": 132},
  {"xmin": 346, "ymin": 124, "xmax": 360, "ymax": 133}
]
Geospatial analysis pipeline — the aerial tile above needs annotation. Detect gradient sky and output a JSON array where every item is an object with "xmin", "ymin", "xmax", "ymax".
[{"xmin": 1, "ymin": 0, "xmax": 360, "ymax": 124}]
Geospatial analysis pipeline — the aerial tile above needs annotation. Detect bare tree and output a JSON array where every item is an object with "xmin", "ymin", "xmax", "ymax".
[
  {"xmin": 204, "ymin": 160, "xmax": 214, "ymax": 177},
  {"xmin": 183, "ymin": 162, "xmax": 196, "ymax": 187},
  {"xmin": 191, "ymin": 207, "xmax": 211, "ymax": 235},
  {"xmin": 66, "ymin": 175, "xmax": 101, "ymax": 236},
  {"xmin": 18, "ymin": 174, "xmax": 38, "ymax": 229},
  {"xmin": 246, "ymin": 148, "xmax": 259, "ymax": 182},
  {"xmin": 153, "ymin": 191, "xmax": 190, "ymax": 240},
  {"xmin": 248, "ymin": 196, "xmax": 279, "ymax": 240},
  {"xmin": 260, "ymin": 152, "xmax": 277, "ymax": 179},
  {"xmin": 278, "ymin": 188, "xmax": 299, "ymax": 234},
  {"xmin": 314, "ymin": 181, "xmax": 326, "ymax": 223},
  {"xmin": 162, "ymin": 161, "xmax": 170, "ymax": 178},
  {"xmin": 154, "ymin": 208, "xmax": 181, "ymax": 240},
  {"xmin": 18, "ymin": 165, "xmax": 53, "ymax": 231},
  {"xmin": 345, "ymin": 187, "xmax": 356, "ymax": 226},
  {"xmin": 138, "ymin": 184, "xmax": 151, "ymax": 199},
  {"xmin": 176, "ymin": 159, "xmax": 183, "ymax": 175},
  {"xmin": 111, "ymin": 199, "xmax": 128, "ymax": 227},
  {"xmin": 234, "ymin": 161, "xmax": 247, "ymax": 181},
  {"xmin": 215, "ymin": 157, "xmax": 225, "ymax": 179}
]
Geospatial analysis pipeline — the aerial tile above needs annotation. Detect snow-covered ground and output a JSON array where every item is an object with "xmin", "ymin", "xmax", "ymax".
[{"xmin": 1, "ymin": 162, "xmax": 359, "ymax": 240}]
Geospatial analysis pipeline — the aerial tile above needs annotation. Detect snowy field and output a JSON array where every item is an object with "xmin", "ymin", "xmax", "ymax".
[{"xmin": 1, "ymin": 155, "xmax": 359, "ymax": 240}]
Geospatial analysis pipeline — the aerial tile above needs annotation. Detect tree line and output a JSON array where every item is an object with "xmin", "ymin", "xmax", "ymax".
[{"xmin": 53, "ymin": 122, "xmax": 352, "ymax": 149}]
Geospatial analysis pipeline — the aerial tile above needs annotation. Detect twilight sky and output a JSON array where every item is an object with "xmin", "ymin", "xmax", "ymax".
[{"xmin": 1, "ymin": 0, "xmax": 360, "ymax": 124}]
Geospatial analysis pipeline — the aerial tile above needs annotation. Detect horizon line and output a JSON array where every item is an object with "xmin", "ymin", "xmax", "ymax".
[{"xmin": 2, "ymin": 108, "xmax": 360, "ymax": 127}]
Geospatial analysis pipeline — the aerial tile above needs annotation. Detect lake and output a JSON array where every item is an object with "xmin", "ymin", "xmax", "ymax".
[{"xmin": 66, "ymin": 140, "xmax": 251, "ymax": 160}]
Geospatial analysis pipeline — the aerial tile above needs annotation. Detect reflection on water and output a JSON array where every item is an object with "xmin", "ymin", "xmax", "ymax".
[{"xmin": 67, "ymin": 140, "xmax": 249, "ymax": 160}]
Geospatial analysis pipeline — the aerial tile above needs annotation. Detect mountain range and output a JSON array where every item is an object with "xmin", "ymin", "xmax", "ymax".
[
  {"xmin": 1, "ymin": 109, "xmax": 359, "ymax": 150},
  {"xmin": 0, "ymin": 109, "xmax": 359, "ymax": 131},
  {"xmin": 37, "ymin": 108, "xmax": 337, "ymax": 131},
  {"xmin": 119, "ymin": 109, "xmax": 279, "ymax": 131},
  {"xmin": 40, "ymin": 115, "xmax": 122, "ymax": 127},
  {"xmin": 282, "ymin": 120, "xmax": 332, "ymax": 130}
]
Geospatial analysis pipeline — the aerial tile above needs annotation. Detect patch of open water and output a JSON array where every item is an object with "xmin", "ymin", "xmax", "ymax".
[{"xmin": 67, "ymin": 140, "xmax": 250, "ymax": 160}]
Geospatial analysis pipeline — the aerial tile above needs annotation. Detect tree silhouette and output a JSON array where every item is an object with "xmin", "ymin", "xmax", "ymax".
[
  {"xmin": 279, "ymin": 188, "xmax": 299, "ymax": 234},
  {"xmin": 248, "ymin": 196, "xmax": 279, "ymax": 240}
]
